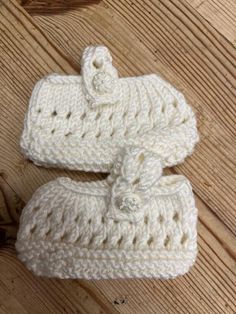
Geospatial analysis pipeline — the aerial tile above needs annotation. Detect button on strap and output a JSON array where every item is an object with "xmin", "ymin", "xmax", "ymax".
[
  {"xmin": 81, "ymin": 45, "xmax": 120, "ymax": 109},
  {"xmin": 107, "ymin": 146, "xmax": 163, "ymax": 222}
]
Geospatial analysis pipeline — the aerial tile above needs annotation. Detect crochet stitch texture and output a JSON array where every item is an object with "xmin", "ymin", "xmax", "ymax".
[
  {"xmin": 16, "ymin": 147, "xmax": 198, "ymax": 280},
  {"xmin": 20, "ymin": 45, "xmax": 199, "ymax": 172}
]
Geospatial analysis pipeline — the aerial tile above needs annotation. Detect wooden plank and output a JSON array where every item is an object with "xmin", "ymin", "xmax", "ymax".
[
  {"xmin": 1, "ymin": 0, "xmax": 235, "ymax": 239},
  {"xmin": 93, "ymin": 220, "xmax": 236, "ymax": 314},
  {"xmin": 24, "ymin": 0, "xmax": 236, "ymax": 232},
  {"xmin": 0, "ymin": 247, "xmax": 115, "ymax": 314},
  {"xmin": 185, "ymin": 0, "xmax": 236, "ymax": 46},
  {"xmin": 22, "ymin": 0, "xmax": 101, "ymax": 14},
  {"xmin": 98, "ymin": 0, "xmax": 236, "ymax": 234},
  {"xmin": 0, "ymin": 217, "xmax": 235, "ymax": 314},
  {"xmin": 0, "ymin": 0, "xmax": 104, "ymax": 201},
  {"xmin": 0, "ymin": 0, "xmax": 235, "ymax": 313}
]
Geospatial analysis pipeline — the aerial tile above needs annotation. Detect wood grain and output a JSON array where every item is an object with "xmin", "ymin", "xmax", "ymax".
[
  {"xmin": 22, "ymin": 0, "xmax": 101, "ymax": 15},
  {"xmin": 0, "ymin": 0, "xmax": 235, "ymax": 313},
  {"xmin": 185, "ymin": 0, "xmax": 236, "ymax": 46},
  {"xmin": 101, "ymin": 0, "xmax": 236, "ymax": 235},
  {"xmin": 21, "ymin": 0, "xmax": 236, "ymax": 234}
]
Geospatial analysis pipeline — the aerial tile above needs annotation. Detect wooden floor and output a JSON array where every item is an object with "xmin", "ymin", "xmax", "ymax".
[{"xmin": 0, "ymin": 0, "xmax": 235, "ymax": 313}]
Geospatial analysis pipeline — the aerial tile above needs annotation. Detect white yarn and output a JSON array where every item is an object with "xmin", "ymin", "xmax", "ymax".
[
  {"xmin": 20, "ymin": 45, "xmax": 199, "ymax": 173},
  {"xmin": 16, "ymin": 147, "xmax": 198, "ymax": 280},
  {"xmin": 107, "ymin": 146, "xmax": 163, "ymax": 222},
  {"xmin": 81, "ymin": 45, "xmax": 120, "ymax": 108}
]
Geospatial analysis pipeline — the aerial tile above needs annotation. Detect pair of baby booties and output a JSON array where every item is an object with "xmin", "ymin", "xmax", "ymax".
[{"xmin": 16, "ymin": 45, "xmax": 199, "ymax": 280}]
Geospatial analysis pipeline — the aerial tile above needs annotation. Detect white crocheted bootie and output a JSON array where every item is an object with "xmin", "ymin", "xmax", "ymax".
[
  {"xmin": 16, "ymin": 147, "xmax": 198, "ymax": 280},
  {"xmin": 21, "ymin": 45, "xmax": 199, "ymax": 172}
]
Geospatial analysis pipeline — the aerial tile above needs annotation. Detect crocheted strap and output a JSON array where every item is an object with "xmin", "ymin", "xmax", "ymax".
[
  {"xmin": 81, "ymin": 45, "xmax": 120, "ymax": 109},
  {"xmin": 106, "ymin": 147, "xmax": 163, "ymax": 222}
]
